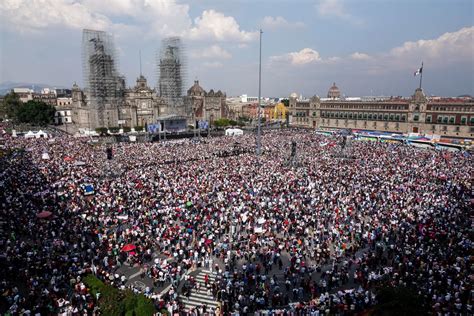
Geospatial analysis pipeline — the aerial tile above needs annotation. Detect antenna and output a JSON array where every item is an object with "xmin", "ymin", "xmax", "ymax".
[{"xmin": 139, "ymin": 49, "xmax": 142, "ymax": 77}]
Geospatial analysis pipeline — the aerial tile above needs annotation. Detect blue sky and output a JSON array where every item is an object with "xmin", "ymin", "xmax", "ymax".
[{"xmin": 0, "ymin": 0, "xmax": 473, "ymax": 97}]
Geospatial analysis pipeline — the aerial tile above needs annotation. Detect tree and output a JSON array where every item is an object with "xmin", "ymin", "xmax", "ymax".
[
  {"xmin": 280, "ymin": 99, "xmax": 289, "ymax": 107},
  {"xmin": 95, "ymin": 127, "xmax": 108, "ymax": 135},
  {"xmin": 83, "ymin": 275, "xmax": 156, "ymax": 316},
  {"xmin": 15, "ymin": 100, "xmax": 56, "ymax": 125},
  {"xmin": 372, "ymin": 285, "xmax": 428, "ymax": 316},
  {"xmin": 1, "ymin": 92, "xmax": 22, "ymax": 120}
]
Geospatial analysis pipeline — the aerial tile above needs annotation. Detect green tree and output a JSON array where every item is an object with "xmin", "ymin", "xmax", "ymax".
[
  {"xmin": 1, "ymin": 92, "xmax": 22, "ymax": 120},
  {"xmin": 372, "ymin": 285, "xmax": 428, "ymax": 316},
  {"xmin": 15, "ymin": 100, "xmax": 56, "ymax": 125},
  {"xmin": 83, "ymin": 275, "xmax": 156, "ymax": 316},
  {"xmin": 280, "ymin": 99, "xmax": 289, "ymax": 107},
  {"xmin": 95, "ymin": 127, "xmax": 108, "ymax": 135}
]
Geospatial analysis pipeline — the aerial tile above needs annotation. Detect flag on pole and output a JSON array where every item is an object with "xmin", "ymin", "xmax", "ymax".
[{"xmin": 414, "ymin": 66, "xmax": 423, "ymax": 76}]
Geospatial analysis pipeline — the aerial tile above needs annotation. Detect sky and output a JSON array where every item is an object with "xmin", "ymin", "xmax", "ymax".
[{"xmin": 0, "ymin": 0, "xmax": 473, "ymax": 97}]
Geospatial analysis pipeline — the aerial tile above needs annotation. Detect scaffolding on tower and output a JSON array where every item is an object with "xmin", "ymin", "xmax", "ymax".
[
  {"xmin": 156, "ymin": 37, "xmax": 187, "ymax": 112},
  {"xmin": 82, "ymin": 29, "xmax": 123, "ymax": 128}
]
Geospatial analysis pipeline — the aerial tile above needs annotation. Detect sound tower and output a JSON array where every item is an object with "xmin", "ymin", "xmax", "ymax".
[{"xmin": 106, "ymin": 147, "xmax": 113, "ymax": 160}]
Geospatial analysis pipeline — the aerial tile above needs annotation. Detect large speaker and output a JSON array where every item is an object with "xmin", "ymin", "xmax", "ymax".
[{"xmin": 106, "ymin": 147, "xmax": 113, "ymax": 160}]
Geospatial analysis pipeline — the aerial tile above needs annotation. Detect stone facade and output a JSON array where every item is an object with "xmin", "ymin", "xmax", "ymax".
[
  {"xmin": 70, "ymin": 76, "xmax": 163, "ymax": 130},
  {"xmin": 122, "ymin": 76, "xmax": 163, "ymax": 127},
  {"xmin": 185, "ymin": 80, "xmax": 228, "ymax": 125},
  {"xmin": 289, "ymin": 88, "xmax": 474, "ymax": 139}
]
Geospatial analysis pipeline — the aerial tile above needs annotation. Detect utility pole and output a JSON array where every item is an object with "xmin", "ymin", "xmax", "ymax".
[{"xmin": 256, "ymin": 29, "xmax": 263, "ymax": 156}]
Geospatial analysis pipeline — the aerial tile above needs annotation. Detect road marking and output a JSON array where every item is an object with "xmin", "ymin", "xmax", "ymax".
[{"xmin": 128, "ymin": 270, "xmax": 142, "ymax": 280}]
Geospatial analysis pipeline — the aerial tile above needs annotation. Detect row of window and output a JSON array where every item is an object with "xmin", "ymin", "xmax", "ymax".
[
  {"xmin": 430, "ymin": 106, "xmax": 473, "ymax": 112},
  {"xmin": 425, "ymin": 115, "xmax": 474, "ymax": 125},
  {"xmin": 321, "ymin": 104, "xmax": 408, "ymax": 110},
  {"xmin": 321, "ymin": 112, "xmax": 407, "ymax": 121}
]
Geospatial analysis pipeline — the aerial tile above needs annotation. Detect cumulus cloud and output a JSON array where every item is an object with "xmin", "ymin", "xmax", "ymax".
[
  {"xmin": 271, "ymin": 27, "xmax": 473, "ymax": 71},
  {"xmin": 0, "ymin": 1, "xmax": 257, "ymax": 42},
  {"xmin": 261, "ymin": 16, "xmax": 304, "ymax": 29},
  {"xmin": 190, "ymin": 45, "xmax": 232, "ymax": 59},
  {"xmin": 188, "ymin": 10, "xmax": 258, "ymax": 42},
  {"xmin": 0, "ymin": 0, "xmax": 113, "ymax": 32},
  {"xmin": 350, "ymin": 52, "xmax": 371, "ymax": 60},
  {"xmin": 388, "ymin": 27, "xmax": 473, "ymax": 64},
  {"xmin": 270, "ymin": 48, "xmax": 324, "ymax": 65}
]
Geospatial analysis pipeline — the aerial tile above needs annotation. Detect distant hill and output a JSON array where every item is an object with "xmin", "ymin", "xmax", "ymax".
[
  {"xmin": 0, "ymin": 81, "xmax": 68, "ymax": 96},
  {"xmin": 457, "ymin": 94, "xmax": 472, "ymax": 98}
]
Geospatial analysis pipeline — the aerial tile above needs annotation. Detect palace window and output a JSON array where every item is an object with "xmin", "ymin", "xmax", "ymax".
[
  {"xmin": 470, "ymin": 117, "xmax": 474, "ymax": 124},
  {"xmin": 413, "ymin": 114, "xmax": 419, "ymax": 122},
  {"xmin": 425, "ymin": 115, "xmax": 432, "ymax": 123},
  {"xmin": 449, "ymin": 116, "xmax": 455, "ymax": 124},
  {"xmin": 437, "ymin": 116, "xmax": 443, "ymax": 123},
  {"xmin": 443, "ymin": 117, "xmax": 448, "ymax": 124},
  {"xmin": 461, "ymin": 116, "xmax": 467, "ymax": 124}
]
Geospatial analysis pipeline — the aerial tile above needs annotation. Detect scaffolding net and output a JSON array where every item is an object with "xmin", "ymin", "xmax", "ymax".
[
  {"xmin": 82, "ymin": 29, "xmax": 122, "ymax": 128},
  {"xmin": 157, "ymin": 37, "xmax": 187, "ymax": 110}
]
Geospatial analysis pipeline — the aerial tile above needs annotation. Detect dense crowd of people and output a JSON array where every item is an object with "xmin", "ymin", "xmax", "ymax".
[{"xmin": 0, "ymin": 128, "xmax": 472, "ymax": 315}]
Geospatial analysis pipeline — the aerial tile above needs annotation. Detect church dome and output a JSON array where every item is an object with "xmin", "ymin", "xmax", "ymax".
[
  {"xmin": 188, "ymin": 80, "xmax": 205, "ymax": 96},
  {"xmin": 290, "ymin": 92, "xmax": 298, "ymax": 99},
  {"xmin": 327, "ymin": 82, "xmax": 341, "ymax": 99}
]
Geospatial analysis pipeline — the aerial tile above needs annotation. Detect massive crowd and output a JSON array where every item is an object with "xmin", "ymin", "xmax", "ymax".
[{"xmin": 0, "ymin": 128, "xmax": 472, "ymax": 315}]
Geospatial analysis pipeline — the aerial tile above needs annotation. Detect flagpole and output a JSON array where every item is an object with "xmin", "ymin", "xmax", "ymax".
[
  {"xmin": 419, "ymin": 61, "xmax": 423, "ymax": 90},
  {"xmin": 256, "ymin": 29, "xmax": 263, "ymax": 156}
]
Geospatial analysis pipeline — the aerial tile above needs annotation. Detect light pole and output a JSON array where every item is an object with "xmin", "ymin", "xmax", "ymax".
[{"xmin": 256, "ymin": 29, "xmax": 263, "ymax": 156}]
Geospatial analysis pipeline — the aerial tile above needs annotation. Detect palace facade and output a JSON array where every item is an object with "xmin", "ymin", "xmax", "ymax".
[{"xmin": 289, "ymin": 86, "xmax": 474, "ymax": 139}]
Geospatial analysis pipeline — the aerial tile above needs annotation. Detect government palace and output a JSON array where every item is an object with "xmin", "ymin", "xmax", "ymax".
[{"xmin": 288, "ymin": 83, "xmax": 474, "ymax": 139}]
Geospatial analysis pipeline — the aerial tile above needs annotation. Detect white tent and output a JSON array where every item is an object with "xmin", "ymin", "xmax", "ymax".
[
  {"xmin": 36, "ymin": 130, "xmax": 48, "ymax": 138},
  {"xmin": 225, "ymin": 128, "xmax": 244, "ymax": 136},
  {"xmin": 24, "ymin": 131, "xmax": 36, "ymax": 138}
]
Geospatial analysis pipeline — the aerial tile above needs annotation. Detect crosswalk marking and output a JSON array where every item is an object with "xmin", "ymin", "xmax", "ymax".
[{"xmin": 179, "ymin": 269, "xmax": 221, "ymax": 313}]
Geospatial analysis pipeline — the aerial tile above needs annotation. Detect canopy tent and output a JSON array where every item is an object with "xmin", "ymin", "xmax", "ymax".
[{"xmin": 225, "ymin": 128, "xmax": 244, "ymax": 136}]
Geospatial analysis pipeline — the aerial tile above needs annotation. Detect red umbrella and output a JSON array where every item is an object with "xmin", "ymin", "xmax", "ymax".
[
  {"xmin": 64, "ymin": 156, "xmax": 73, "ymax": 162},
  {"xmin": 36, "ymin": 211, "xmax": 52, "ymax": 219},
  {"xmin": 121, "ymin": 244, "xmax": 136, "ymax": 252}
]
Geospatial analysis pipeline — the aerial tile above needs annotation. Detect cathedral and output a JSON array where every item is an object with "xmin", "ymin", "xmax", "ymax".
[
  {"xmin": 70, "ymin": 77, "xmax": 228, "ymax": 131},
  {"xmin": 185, "ymin": 80, "xmax": 228, "ymax": 125},
  {"xmin": 70, "ymin": 30, "xmax": 228, "ymax": 132}
]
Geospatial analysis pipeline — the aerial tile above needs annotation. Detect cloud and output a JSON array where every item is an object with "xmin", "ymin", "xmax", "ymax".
[
  {"xmin": 203, "ymin": 61, "xmax": 223, "ymax": 68},
  {"xmin": 388, "ymin": 26, "xmax": 473, "ymax": 65},
  {"xmin": 0, "ymin": 1, "xmax": 257, "ymax": 43},
  {"xmin": 315, "ymin": 0, "xmax": 362, "ymax": 25},
  {"xmin": 350, "ymin": 52, "xmax": 371, "ymax": 60},
  {"xmin": 188, "ymin": 10, "xmax": 258, "ymax": 42},
  {"xmin": 270, "ymin": 48, "xmax": 325, "ymax": 65},
  {"xmin": 261, "ymin": 16, "xmax": 304, "ymax": 29},
  {"xmin": 0, "ymin": 0, "xmax": 113, "ymax": 32},
  {"xmin": 271, "ymin": 27, "xmax": 473, "ymax": 71},
  {"xmin": 190, "ymin": 45, "xmax": 232, "ymax": 59}
]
